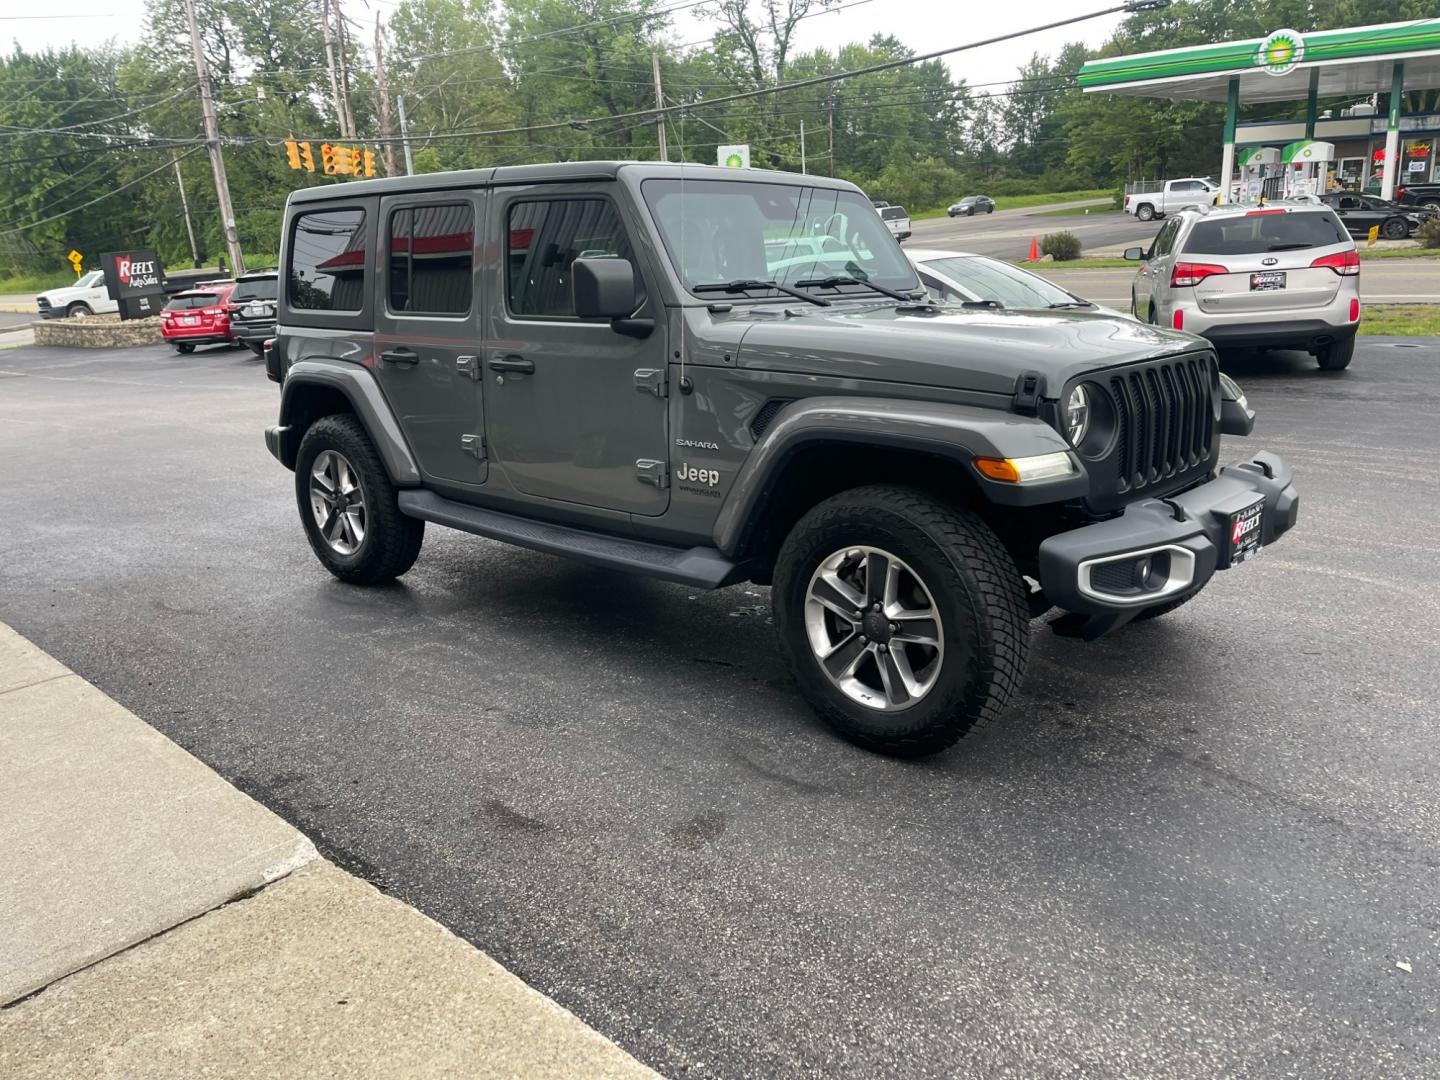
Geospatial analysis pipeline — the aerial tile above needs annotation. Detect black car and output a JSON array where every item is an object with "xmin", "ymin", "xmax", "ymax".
[
  {"xmin": 1320, "ymin": 193, "xmax": 1428, "ymax": 239},
  {"xmin": 228, "ymin": 270, "xmax": 278, "ymax": 355},
  {"xmin": 947, "ymin": 195, "xmax": 995, "ymax": 217}
]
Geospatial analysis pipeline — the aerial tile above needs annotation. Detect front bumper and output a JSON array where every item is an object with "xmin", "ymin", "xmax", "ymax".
[{"xmin": 1038, "ymin": 450, "xmax": 1298, "ymax": 635}]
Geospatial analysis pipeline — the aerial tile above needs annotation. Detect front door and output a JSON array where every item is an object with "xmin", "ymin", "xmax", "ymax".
[
  {"xmin": 372, "ymin": 191, "xmax": 486, "ymax": 487},
  {"xmin": 483, "ymin": 185, "xmax": 669, "ymax": 516}
]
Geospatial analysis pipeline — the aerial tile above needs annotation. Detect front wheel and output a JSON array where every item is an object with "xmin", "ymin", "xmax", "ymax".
[
  {"xmin": 1316, "ymin": 335, "xmax": 1355, "ymax": 371},
  {"xmin": 772, "ymin": 486, "xmax": 1030, "ymax": 758},
  {"xmin": 66, "ymin": 302, "xmax": 92, "ymax": 318},
  {"xmin": 295, "ymin": 414, "xmax": 424, "ymax": 585},
  {"xmin": 1382, "ymin": 217, "xmax": 1408, "ymax": 239}
]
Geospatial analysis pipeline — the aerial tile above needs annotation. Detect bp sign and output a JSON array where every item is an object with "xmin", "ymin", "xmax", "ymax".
[
  {"xmin": 717, "ymin": 143, "xmax": 750, "ymax": 169},
  {"xmin": 1256, "ymin": 29, "xmax": 1305, "ymax": 76},
  {"xmin": 99, "ymin": 250, "xmax": 169, "ymax": 320}
]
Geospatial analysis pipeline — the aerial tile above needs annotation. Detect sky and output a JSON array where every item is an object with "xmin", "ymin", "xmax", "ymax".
[{"xmin": 0, "ymin": 0, "xmax": 1129, "ymax": 93}]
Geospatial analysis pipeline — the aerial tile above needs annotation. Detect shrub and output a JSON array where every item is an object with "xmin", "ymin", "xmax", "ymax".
[
  {"xmin": 1040, "ymin": 231, "xmax": 1082, "ymax": 261},
  {"xmin": 1418, "ymin": 218, "xmax": 1440, "ymax": 249}
]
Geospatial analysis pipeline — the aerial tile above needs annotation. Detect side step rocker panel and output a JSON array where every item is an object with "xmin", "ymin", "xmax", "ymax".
[{"xmin": 397, "ymin": 490, "xmax": 744, "ymax": 590}]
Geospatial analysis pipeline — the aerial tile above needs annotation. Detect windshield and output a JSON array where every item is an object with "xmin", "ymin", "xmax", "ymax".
[
  {"xmin": 232, "ymin": 277, "xmax": 277, "ymax": 302},
  {"xmin": 642, "ymin": 179, "xmax": 917, "ymax": 298},
  {"xmin": 880, "ymin": 206, "xmax": 909, "ymax": 221},
  {"xmin": 1184, "ymin": 211, "xmax": 1348, "ymax": 255},
  {"xmin": 917, "ymin": 255, "xmax": 1080, "ymax": 308}
]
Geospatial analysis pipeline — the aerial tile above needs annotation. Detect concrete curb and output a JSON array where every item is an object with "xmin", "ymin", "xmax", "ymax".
[{"xmin": 0, "ymin": 623, "xmax": 662, "ymax": 1078}]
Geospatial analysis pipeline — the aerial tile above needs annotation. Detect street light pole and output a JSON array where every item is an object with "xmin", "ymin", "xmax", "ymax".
[
  {"xmin": 397, "ymin": 94, "xmax": 415, "ymax": 176},
  {"xmin": 182, "ymin": 0, "xmax": 243, "ymax": 275}
]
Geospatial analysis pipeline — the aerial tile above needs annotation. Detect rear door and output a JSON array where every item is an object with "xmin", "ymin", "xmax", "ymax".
[
  {"xmin": 1183, "ymin": 209, "xmax": 1350, "ymax": 315},
  {"xmin": 372, "ymin": 190, "xmax": 487, "ymax": 487},
  {"xmin": 1137, "ymin": 218, "xmax": 1180, "ymax": 320}
]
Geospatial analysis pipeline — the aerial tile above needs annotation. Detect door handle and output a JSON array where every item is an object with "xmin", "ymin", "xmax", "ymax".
[
  {"xmin": 488, "ymin": 355, "xmax": 534, "ymax": 373},
  {"xmin": 380, "ymin": 347, "xmax": 419, "ymax": 366}
]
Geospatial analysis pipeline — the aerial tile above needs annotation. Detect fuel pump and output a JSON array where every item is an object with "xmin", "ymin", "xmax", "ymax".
[
  {"xmin": 1235, "ymin": 146, "xmax": 1281, "ymax": 202},
  {"xmin": 1280, "ymin": 140, "xmax": 1335, "ymax": 198}
]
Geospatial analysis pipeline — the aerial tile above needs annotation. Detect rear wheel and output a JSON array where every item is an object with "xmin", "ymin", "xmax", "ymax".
[
  {"xmin": 1382, "ymin": 217, "xmax": 1408, "ymax": 239},
  {"xmin": 1316, "ymin": 335, "xmax": 1355, "ymax": 371},
  {"xmin": 1420, "ymin": 199, "xmax": 1440, "ymax": 213},
  {"xmin": 174, "ymin": 342, "xmax": 195, "ymax": 354},
  {"xmin": 295, "ymin": 414, "xmax": 424, "ymax": 585},
  {"xmin": 772, "ymin": 485, "xmax": 1030, "ymax": 758},
  {"xmin": 1136, "ymin": 203, "xmax": 1156, "ymax": 222}
]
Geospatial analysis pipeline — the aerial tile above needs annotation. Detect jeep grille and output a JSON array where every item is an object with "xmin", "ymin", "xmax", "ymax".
[{"xmin": 1108, "ymin": 352, "xmax": 1216, "ymax": 495}]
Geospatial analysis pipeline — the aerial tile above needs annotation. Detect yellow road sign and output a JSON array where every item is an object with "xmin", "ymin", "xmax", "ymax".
[{"xmin": 67, "ymin": 249, "xmax": 84, "ymax": 278}]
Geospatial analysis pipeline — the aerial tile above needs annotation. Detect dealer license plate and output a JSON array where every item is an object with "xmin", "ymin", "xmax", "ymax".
[
  {"xmin": 181, "ymin": 316, "xmax": 198, "ymax": 325},
  {"xmin": 1250, "ymin": 271, "xmax": 1286, "ymax": 291},
  {"xmin": 1229, "ymin": 498, "xmax": 1264, "ymax": 565}
]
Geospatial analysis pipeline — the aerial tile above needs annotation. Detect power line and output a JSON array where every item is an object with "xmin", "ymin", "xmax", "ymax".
[{"xmin": 0, "ymin": 147, "xmax": 204, "ymax": 237}]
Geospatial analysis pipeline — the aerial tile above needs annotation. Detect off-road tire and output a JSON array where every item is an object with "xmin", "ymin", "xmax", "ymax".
[
  {"xmin": 66, "ymin": 302, "xmax": 92, "ymax": 318},
  {"xmin": 1316, "ymin": 335, "xmax": 1355, "ymax": 371},
  {"xmin": 1420, "ymin": 199, "xmax": 1440, "ymax": 213},
  {"xmin": 295, "ymin": 414, "xmax": 424, "ymax": 585},
  {"xmin": 1382, "ymin": 217, "xmax": 1409, "ymax": 240},
  {"xmin": 772, "ymin": 485, "xmax": 1030, "ymax": 758},
  {"xmin": 174, "ymin": 342, "xmax": 195, "ymax": 354},
  {"xmin": 1136, "ymin": 203, "xmax": 1156, "ymax": 222}
]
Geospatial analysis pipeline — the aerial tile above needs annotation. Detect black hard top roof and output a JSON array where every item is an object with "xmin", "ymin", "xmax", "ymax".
[{"xmin": 286, "ymin": 160, "xmax": 858, "ymax": 205}]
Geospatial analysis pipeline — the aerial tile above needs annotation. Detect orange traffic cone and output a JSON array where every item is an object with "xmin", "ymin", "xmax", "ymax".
[{"xmin": 1028, "ymin": 236, "xmax": 1040, "ymax": 262}]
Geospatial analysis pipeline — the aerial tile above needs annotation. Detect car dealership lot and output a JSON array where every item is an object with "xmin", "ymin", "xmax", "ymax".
[{"xmin": 2, "ymin": 341, "xmax": 1439, "ymax": 1078}]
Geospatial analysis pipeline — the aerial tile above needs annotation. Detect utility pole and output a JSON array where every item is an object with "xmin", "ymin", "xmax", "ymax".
[
  {"xmin": 335, "ymin": 7, "xmax": 358, "ymax": 140},
  {"xmin": 374, "ymin": 16, "xmax": 399, "ymax": 176},
  {"xmin": 397, "ymin": 94, "xmax": 415, "ymax": 176},
  {"xmin": 182, "ymin": 0, "xmax": 243, "ymax": 275},
  {"xmin": 651, "ymin": 52, "xmax": 668, "ymax": 162},
  {"xmin": 827, "ymin": 92, "xmax": 835, "ymax": 177},
  {"xmin": 321, "ymin": 0, "xmax": 349, "ymax": 138},
  {"xmin": 172, "ymin": 157, "xmax": 200, "ymax": 268},
  {"xmin": 800, "ymin": 119, "xmax": 806, "ymax": 174}
]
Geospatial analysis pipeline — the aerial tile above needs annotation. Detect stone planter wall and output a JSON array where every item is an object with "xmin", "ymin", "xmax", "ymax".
[{"xmin": 32, "ymin": 315, "xmax": 164, "ymax": 348}]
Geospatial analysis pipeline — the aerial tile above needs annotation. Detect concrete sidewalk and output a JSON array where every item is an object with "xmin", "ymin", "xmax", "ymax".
[{"xmin": 0, "ymin": 623, "xmax": 661, "ymax": 1079}]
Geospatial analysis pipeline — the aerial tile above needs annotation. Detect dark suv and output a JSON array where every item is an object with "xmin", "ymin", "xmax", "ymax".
[
  {"xmin": 264, "ymin": 162, "xmax": 1298, "ymax": 757},
  {"xmin": 228, "ymin": 270, "xmax": 279, "ymax": 355}
]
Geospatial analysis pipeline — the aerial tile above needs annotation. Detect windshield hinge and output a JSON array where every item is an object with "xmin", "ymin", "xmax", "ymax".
[
  {"xmin": 1012, "ymin": 371, "xmax": 1043, "ymax": 415},
  {"xmin": 460, "ymin": 433, "xmax": 486, "ymax": 461},
  {"xmin": 456, "ymin": 354, "xmax": 481, "ymax": 381},
  {"xmin": 633, "ymin": 367, "xmax": 668, "ymax": 398},
  {"xmin": 635, "ymin": 458, "xmax": 668, "ymax": 488}
]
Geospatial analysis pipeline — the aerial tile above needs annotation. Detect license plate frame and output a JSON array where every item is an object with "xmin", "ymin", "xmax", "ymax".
[
  {"xmin": 1228, "ymin": 497, "xmax": 1264, "ymax": 565},
  {"xmin": 1250, "ymin": 271, "xmax": 1287, "ymax": 291},
  {"xmin": 181, "ymin": 315, "xmax": 198, "ymax": 326}
]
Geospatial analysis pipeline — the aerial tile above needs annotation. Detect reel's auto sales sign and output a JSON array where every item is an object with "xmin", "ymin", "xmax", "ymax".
[{"xmin": 100, "ymin": 250, "xmax": 169, "ymax": 320}]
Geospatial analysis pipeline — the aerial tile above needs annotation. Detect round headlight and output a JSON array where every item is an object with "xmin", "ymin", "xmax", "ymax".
[{"xmin": 1064, "ymin": 384, "xmax": 1090, "ymax": 446}]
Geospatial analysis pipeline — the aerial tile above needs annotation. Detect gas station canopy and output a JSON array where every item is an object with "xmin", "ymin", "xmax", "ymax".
[{"xmin": 1077, "ymin": 20, "xmax": 1440, "ymax": 102}]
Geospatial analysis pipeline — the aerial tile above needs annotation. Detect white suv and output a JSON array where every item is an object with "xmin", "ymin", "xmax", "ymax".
[{"xmin": 1125, "ymin": 203, "xmax": 1361, "ymax": 371}]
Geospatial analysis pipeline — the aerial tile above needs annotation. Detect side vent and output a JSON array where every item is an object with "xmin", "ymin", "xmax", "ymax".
[{"xmin": 749, "ymin": 398, "xmax": 794, "ymax": 440}]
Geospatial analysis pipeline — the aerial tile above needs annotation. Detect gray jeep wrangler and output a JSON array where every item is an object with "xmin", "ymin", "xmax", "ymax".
[{"xmin": 265, "ymin": 162, "xmax": 1298, "ymax": 757}]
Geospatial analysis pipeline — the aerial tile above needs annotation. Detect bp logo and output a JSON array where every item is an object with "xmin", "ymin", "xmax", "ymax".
[
  {"xmin": 724, "ymin": 153, "xmax": 744, "ymax": 168},
  {"xmin": 1256, "ymin": 29, "xmax": 1304, "ymax": 76}
]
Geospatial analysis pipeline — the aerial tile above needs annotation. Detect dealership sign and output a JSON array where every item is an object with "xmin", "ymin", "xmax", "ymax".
[{"xmin": 100, "ymin": 250, "xmax": 169, "ymax": 320}]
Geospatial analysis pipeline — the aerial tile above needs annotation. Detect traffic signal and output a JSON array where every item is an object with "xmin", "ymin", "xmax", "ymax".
[
  {"xmin": 362, "ymin": 150, "xmax": 376, "ymax": 178},
  {"xmin": 298, "ymin": 141, "xmax": 315, "ymax": 172},
  {"xmin": 285, "ymin": 139, "xmax": 301, "ymax": 170},
  {"xmin": 320, "ymin": 143, "xmax": 339, "ymax": 175}
]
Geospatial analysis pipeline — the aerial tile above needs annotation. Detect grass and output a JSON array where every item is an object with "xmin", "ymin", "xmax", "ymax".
[
  {"xmin": 0, "ymin": 270, "xmax": 78, "ymax": 294},
  {"xmin": 1358, "ymin": 305, "xmax": 1440, "ymax": 335},
  {"xmin": 912, "ymin": 189, "xmax": 1111, "ymax": 221}
]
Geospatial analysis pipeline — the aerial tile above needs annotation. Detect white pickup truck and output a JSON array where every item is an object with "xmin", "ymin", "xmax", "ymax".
[
  {"xmin": 36, "ymin": 270, "xmax": 119, "ymax": 319},
  {"xmin": 1122, "ymin": 178, "xmax": 1220, "ymax": 222}
]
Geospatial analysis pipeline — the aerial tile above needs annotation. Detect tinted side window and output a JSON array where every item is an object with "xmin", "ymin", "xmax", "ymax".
[
  {"xmin": 507, "ymin": 199, "xmax": 636, "ymax": 318},
  {"xmin": 389, "ymin": 203, "xmax": 474, "ymax": 316},
  {"xmin": 288, "ymin": 208, "xmax": 366, "ymax": 311},
  {"xmin": 1153, "ymin": 220, "xmax": 1179, "ymax": 257}
]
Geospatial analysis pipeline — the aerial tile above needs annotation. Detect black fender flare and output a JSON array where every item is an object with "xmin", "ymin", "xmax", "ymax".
[
  {"xmin": 711, "ymin": 396, "xmax": 1084, "ymax": 556},
  {"xmin": 272, "ymin": 358, "xmax": 421, "ymax": 485}
]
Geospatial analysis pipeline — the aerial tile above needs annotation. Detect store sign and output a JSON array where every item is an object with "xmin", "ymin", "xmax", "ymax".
[
  {"xmin": 99, "ymin": 249, "xmax": 169, "ymax": 321},
  {"xmin": 1409, "ymin": 160, "xmax": 1427, "ymax": 173},
  {"xmin": 717, "ymin": 144, "xmax": 751, "ymax": 169},
  {"xmin": 1256, "ymin": 29, "xmax": 1305, "ymax": 76}
]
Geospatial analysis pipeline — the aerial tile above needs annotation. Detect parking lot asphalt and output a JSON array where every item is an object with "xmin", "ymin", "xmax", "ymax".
[{"xmin": 2, "ymin": 339, "xmax": 1438, "ymax": 1078}]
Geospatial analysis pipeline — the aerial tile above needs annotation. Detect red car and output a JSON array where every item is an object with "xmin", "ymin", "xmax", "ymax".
[{"xmin": 161, "ymin": 283, "xmax": 236, "ymax": 353}]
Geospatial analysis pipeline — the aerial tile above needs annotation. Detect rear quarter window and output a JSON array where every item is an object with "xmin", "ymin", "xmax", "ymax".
[
  {"xmin": 881, "ymin": 206, "xmax": 909, "ymax": 221},
  {"xmin": 1184, "ymin": 211, "xmax": 1348, "ymax": 255},
  {"xmin": 288, "ymin": 208, "xmax": 367, "ymax": 311}
]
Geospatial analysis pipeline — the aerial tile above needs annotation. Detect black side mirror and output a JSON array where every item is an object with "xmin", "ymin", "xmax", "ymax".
[
  {"xmin": 1123, "ymin": 246, "xmax": 1145, "ymax": 261},
  {"xmin": 573, "ymin": 258, "xmax": 637, "ymax": 319}
]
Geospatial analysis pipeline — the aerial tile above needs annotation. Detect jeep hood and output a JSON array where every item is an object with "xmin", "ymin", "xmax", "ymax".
[{"xmin": 725, "ymin": 302, "xmax": 1202, "ymax": 398}]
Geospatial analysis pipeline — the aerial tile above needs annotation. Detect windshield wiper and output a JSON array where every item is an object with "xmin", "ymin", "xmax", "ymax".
[
  {"xmin": 793, "ymin": 275, "xmax": 917, "ymax": 302},
  {"xmin": 692, "ymin": 279, "xmax": 830, "ymax": 306},
  {"xmin": 1266, "ymin": 243, "xmax": 1310, "ymax": 251},
  {"xmin": 1046, "ymin": 300, "xmax": 1096, "ymax": 309}
]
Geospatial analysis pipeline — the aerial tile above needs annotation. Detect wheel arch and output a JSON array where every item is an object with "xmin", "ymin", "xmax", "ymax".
[{"xmin": 273, "ymin": 359, "xmax": 420, "ymax": 484}]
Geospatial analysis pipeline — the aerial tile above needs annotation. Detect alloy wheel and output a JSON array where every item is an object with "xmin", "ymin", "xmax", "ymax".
[
  {"xmin": 803, "ymin": 546, "xmax": 944, "ymax": 712},
  {"xmin": 309, "ymin": 449, "xmax": 367, "ymax": 556}
]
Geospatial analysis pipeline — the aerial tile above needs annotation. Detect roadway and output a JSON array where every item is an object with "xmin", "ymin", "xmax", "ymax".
[
  {"xmin": 908, "ymin": 200, "xmax": 1148, "ymax": 260},
  {"xmin": 3, "ymin": 338, "xmax": 1439, "ymax": 1077}
]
